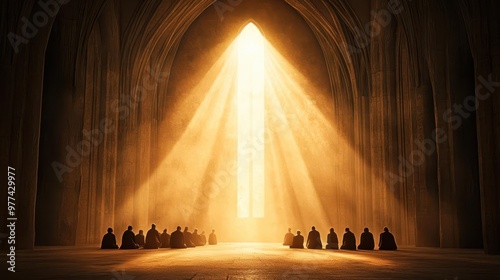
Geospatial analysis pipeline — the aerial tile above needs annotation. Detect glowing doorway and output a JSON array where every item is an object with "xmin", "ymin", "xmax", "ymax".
[{"xmin": 237, "ymin": 23, "xmax": 265, "ymax": 218}]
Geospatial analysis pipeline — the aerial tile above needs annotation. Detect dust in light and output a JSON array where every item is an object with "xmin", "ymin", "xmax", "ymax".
[{"xmin": 117, "ymin": 22, "xmax": 390, "ymax": 242}]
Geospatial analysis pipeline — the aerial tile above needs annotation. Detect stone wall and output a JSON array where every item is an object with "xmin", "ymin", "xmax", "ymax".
[{"xmin": 0, "ymin": 0, "xmax": 498, "ymax": 253}]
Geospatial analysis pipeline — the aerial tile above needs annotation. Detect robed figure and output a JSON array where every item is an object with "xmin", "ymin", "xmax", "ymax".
[
  {"xmin": 160, "ymin": 229, "xmax": 171, "ymax": 248},
  {"xmin": 341, "ymin": 228, "xmax": 356, "ymax": 250},
  {"xmin": 326, "ymin": 228, "xmax": 339, "ymax": 249},
  {"xmin": 120, "ymin": 226, "xmax": 139, "ymax": 249},
  {"xmin": 144, "ymin": 224, "xmax": 161, "ymax": 249},
  {"xmin": 183, "ymin": 227, "xmax": 196, "ymax": 247},
  {"xmin": 209, "ymin": 230, "xmax": 217, "ymax": 245},
  {"xmin": 193, "ymin": 229, "xmax": 204, "ymax": 246},
  {"xmin": 358, "ymin": 228, "xmax": 375, "ymax": 250},
  {"xmin": 283, "ymin": 228, "xmax": 294, "ymax": 246},
  {"xmin": 101, "ymin": 228, "xmax": 119, "ymax": 249},
  {"xmin": 379, "ymin": 227, "xmax": 398, "ymax": 250},
  {"xmin": 306, "ymin": 226, "xmax": 322, "ymax": 249},
  {"xmin": 200, "ymin": 231, "xmax": 207, "ymax": 245},
  {"xmin": 170, "ymin": 226, "xmax": 187, "ymax": 249},
  {"xmin": 290, "ymin": 230, "xmax": 304, "ymax": 249},
  {"xmin": 136, "ymin": 230, "xmax": 145, "ymax": 247}
]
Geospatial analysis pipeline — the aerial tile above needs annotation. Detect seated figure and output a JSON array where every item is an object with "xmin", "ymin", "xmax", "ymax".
[
  {"xmin": 290, "ymin": 230, "xmax": 304, "ymax": 249},
  {"xmin": 325, "ymin": 228, "xmax": 339, "ymax": 249},
  {"xmin": 136, "ymin": 230, "xmax": 145, "ymax": 247},
  {"xmin": 183, "ymin": 227, "xmax": 196, "ymax": 247},
  {"xmin": 160, "ymin": 229, "xmax": 170, "ymax": 248},
  {"xmin": 170, "ymin": 226, "xmax": 187, "ymax": 249},
  {"xmin": 200, "ymin": 231, "xmax": 207, "ymax": 245},
  {"xmin": 144, "ymin": 224, "xmax": 161, "ymax": 249},
  {"xmin": 120, "ymin": 225, "xmax": 139, "ymax": 249},
  {"xmin": 208, "ymin": 229, "xmax": 218, "ymax": 245},
  {"xmin": 306, "ymin": 226, "xmax": 322, "ymax": 249},
  {"xmin": 193, "ymin": 229, "xmax": 205, "ymax": 246},
  {"xmin": 283, "ymin": 228, "xmax": 294, "ymax": 246},
  {"xmin": 379, "ymin": 227, "xmax": 398, "ymax": 250},
  {"xmin": 341, "ymin": 228, "xmax": 356, "ymax": 250},
  {"xmin": 101, "ymin": 228, "xmax": 119, "ymax": 249},
  {"xmin": 358, "ymin": 228, "xmax": 375, "ymax": 250}
]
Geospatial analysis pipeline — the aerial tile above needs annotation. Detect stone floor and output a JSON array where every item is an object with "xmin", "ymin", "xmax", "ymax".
[{"xmin": 2, "ymin": 243, "xmax": 500, "ymax": 279}]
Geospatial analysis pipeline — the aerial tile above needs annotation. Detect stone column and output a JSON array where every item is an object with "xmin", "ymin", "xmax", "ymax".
[{"xmin": 369, "ymin": 0, "xmax": 400, "ymax": 239}]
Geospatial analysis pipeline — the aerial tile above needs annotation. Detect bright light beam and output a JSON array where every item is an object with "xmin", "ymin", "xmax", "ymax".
[
  {"xmin": 118, "ymin": 21, "xmax": 394, "ymax": 242},
  {"xmin": 237, "ymin": 23, "xmax": 265, "ymax": 218}
]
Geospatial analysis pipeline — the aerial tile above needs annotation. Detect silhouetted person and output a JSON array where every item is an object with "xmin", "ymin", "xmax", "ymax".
[
  {"xmin": 290, "ymin": 230, "xmax": 304, "ymax": 249},
  {"xmin": 170, "ymin": 226, "xmax": 187, "ymax": 249},
  {"xmin": 136, "ymin": 230, "xmax": 145, "ymax": 247},
  {"xmin": 193, "ymin": 229, "xmax": 205, "ymax": 246},
  {"xmin": 144, "ymin": 224, "xmax": 161, "ymax": 249},
  {"xmin": 183, "ymin": 227, "xmax": 196, "ymax": 247},
  {"xmin": 379, "ymin": 227, "xmax": 397, "ymax": 250},
  {"xmin": 326, "ymin": 228, "xmax": 339, "ymax": 249},
  {"xmin": 160, "ymin": 229, "xmax": 171, "ymax": 248},
  {"xmin": 283, "ymin": 228, "xmax": 294, "ymax": 246},
  {"xmin": 209, "ymin": 229, "xmax": 217, "ymax": 245},
  {"xmin": 101, "ymin": 228, "xmax": 119, "ymax": 249},
  {"xmin": 358, "ymin": 228, "xmax": 375, "ymax": 250},
  {"xmin": 341, "ymin": 228, "xmax": 356, "ymax": 250},
  {"xmin": 200, "ymin": 230, "xmax": 207, "ymax": 245},
  {"xmin": 307, "ymin": 226, "xmax": 322, "ymax": 249},
  {"xmin": 120, "ymin": 225, "xmax": 139, "ymax": 249}
]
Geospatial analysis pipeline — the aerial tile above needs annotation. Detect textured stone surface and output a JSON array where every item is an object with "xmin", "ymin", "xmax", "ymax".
[
  {"xmin": 4, "ymin": 243, "xmax": 500, "ymax": 279},
  {"xmin": 0, "ymin": 0, "xmax": 499, "ymax": 254}
]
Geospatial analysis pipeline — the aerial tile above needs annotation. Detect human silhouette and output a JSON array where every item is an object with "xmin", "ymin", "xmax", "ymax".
[
  {"xmin": 208, "ymin": 229, "xmax": 217, "ymax": 245},
  {"xmin": 183, "ymin": 227, "xmax": 196, "ymax": 247},
  {"xmin": 325, "ymin": 228, "xmax": 339, "ymax": 249},
  {"xmin": 290, "ymin": 230, "xmax": 304, "ymax": 248},
  {"xmin": 144, "ymin": 224, "xmax": 161, "ymax": 249},
  {"xmin": 160, "ymin": 229, "xmax": 171, "ymax": 248},
  {"xmin": 101, "ymin": 227, "xmax": 119, "ymax": 249},
  {"xmin": 170, "ymin": 226, "xmax": 187, "ymax": 249},
  {"xmin": 358, "ymin": 228, "xmax": 375, "ymax": 250},
  {"xmin": 283, "ymin": 228, "xmax": 294, "ymax": 246},
  {"xmin": 341, "ymin": 227, "xmax": 356, "ymax": 250},
  {"xmin": 200, "ymin": 230, "xmax": 207, "ymax": 245},
  {"xmin": 306, "ymin": 226, "xmax": 322, "ymax": 249},
  {"xmin": 136, "ymin": 230, "xmax": 145, "ymax": 247},
  {"xmin": 120, "ymin": 225, "xmax": 139, "ymax": 249},
  {"xmin": 379, "ymin": 227, "xmax": 398, "ymax": 250},
  {"xmin": 193, "ymin": 229, "xmax": 205, "ymax": 246}
]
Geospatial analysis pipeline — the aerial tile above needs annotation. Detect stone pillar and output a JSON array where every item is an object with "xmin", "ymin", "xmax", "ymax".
[
  {"xmin": 425, "ymin": 0, "xmax": 482, "ymax": 248},
  {"xmin": 463, "ymin": 0, "xmax": 500, "ymax": 254},
  {"xmin": 0, "ymin": 2, "xmax": 56, "ymax": 249},
  {"xmin": 412, "ymin": 72, "xmax": 440, "ymax": 247},
  {"xmin": 369, "ymin": 0, "xmax": 400, "ymax": 239}
]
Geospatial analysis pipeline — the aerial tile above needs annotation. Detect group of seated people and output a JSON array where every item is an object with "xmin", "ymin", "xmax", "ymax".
[
  {"xmin": 101, "ymin": 224, "xmax": 218, "ymax": 249},
  {"xmin": 283, "ymin": 226, "xmax": 397, "ymax": 250}
]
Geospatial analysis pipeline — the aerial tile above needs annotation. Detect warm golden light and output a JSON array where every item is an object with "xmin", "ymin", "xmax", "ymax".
[
  {"xmin": 237, "ymin": 23, "xmax": 265, "ymax": 218},
  {"xmin": 117, "ymin": 21, "xmax": 393, "ymax": 243}
]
